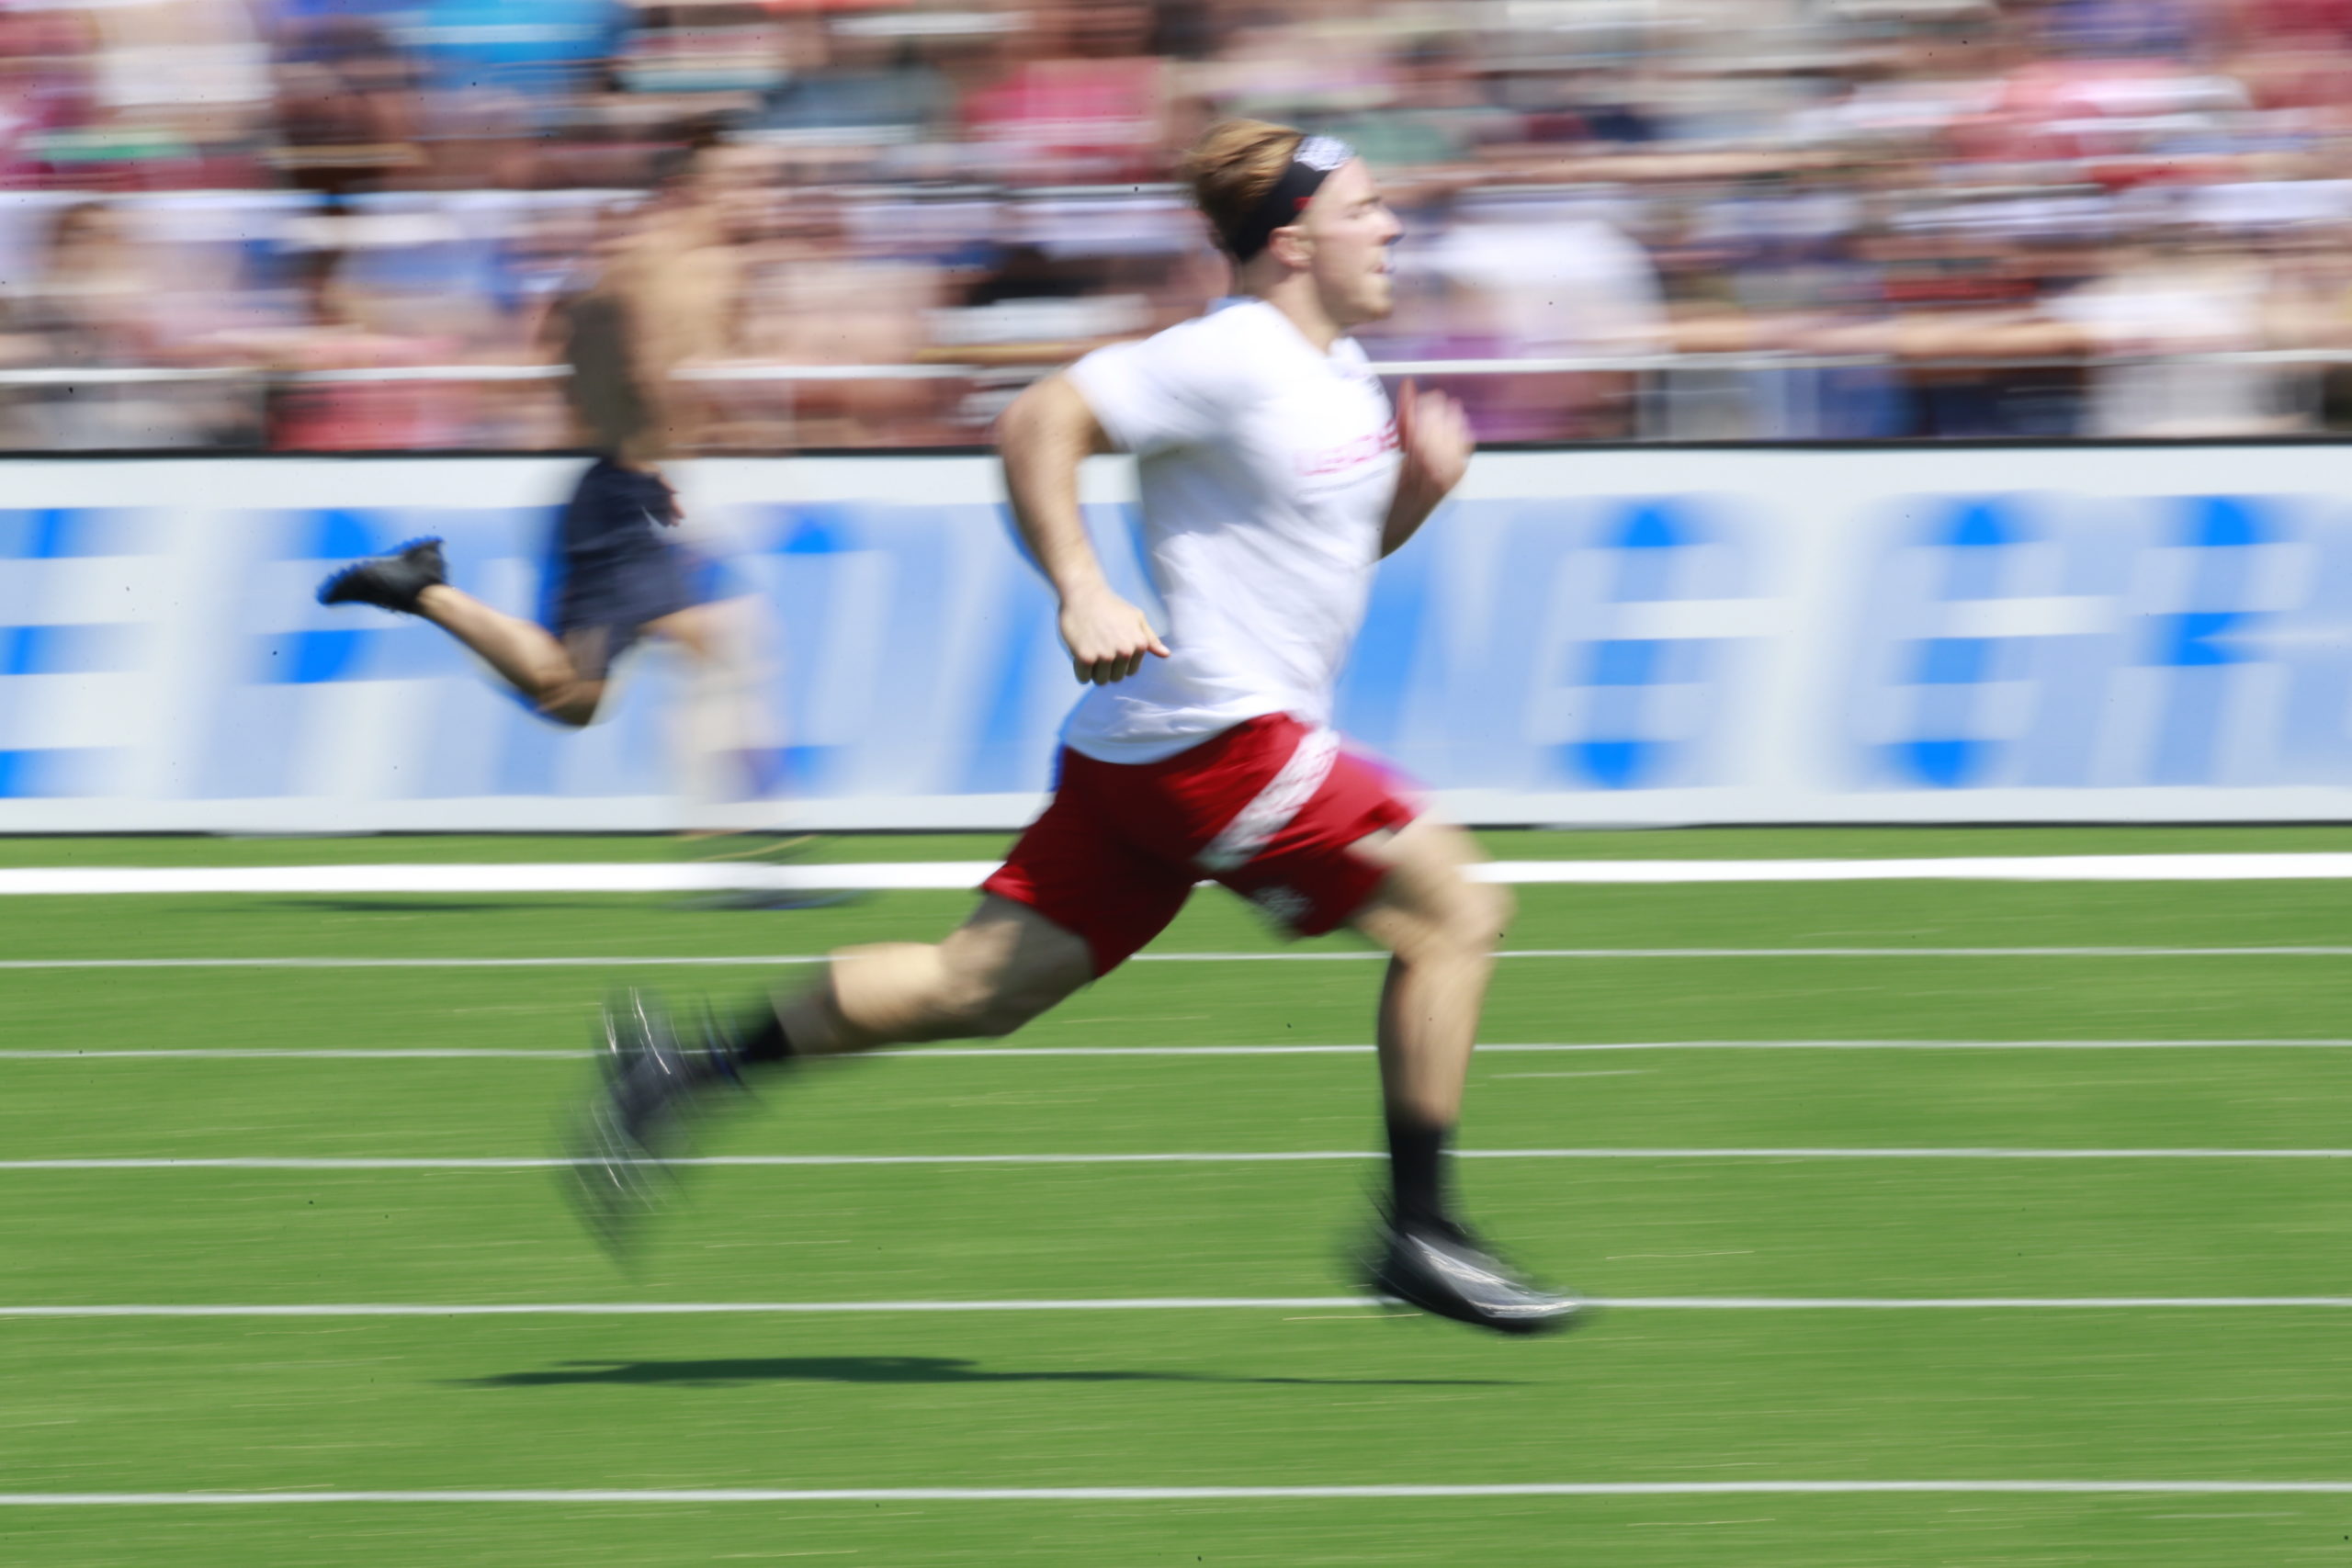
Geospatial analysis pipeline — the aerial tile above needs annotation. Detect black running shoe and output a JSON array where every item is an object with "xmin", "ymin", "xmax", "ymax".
[
  {"xmin": 566, "ymin": 989, "xmax": 744, "ymax": 1250},
  {"xmin": 315, "ymin": 536, "xmax": 447, "ymax": 615},
  {"xmin": 1365, "ymin": 1214, "xmax": 1584, "ymax": 1336}
]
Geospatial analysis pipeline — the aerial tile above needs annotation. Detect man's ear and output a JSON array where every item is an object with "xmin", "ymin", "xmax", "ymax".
[{"xmin": 1266, "ymin": 222, "xmax": 1313, "ymax": 270}]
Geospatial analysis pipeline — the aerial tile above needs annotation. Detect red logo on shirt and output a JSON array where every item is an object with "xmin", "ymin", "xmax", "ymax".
[{"xmin": 1295, "ymin": 421, "xmax": 1399, "ymax": 478}]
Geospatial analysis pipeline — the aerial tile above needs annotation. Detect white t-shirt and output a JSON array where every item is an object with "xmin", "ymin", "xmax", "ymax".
[{"xmin": 1061, "ymin": 298, "xmax": 1401, "ymax": 763}]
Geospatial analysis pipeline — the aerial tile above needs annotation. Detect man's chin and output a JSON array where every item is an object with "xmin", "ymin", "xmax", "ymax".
[{"xmin": 1335, "ymin": 286, "xmax": 1395, "ymax": 327}]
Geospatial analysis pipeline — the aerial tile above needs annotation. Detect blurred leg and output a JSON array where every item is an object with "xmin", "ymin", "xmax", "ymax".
[
  {"xmin": 743, "ymin": 740, "xmax": 1172, "ymax": 1057},
  {"xmin": 646, "ymin": 597, "xmax": 781, "ymax": 809},
  {"xmin": 415, "ymin": 583, "xmax": 605, "ymax": 727},
  {"xmin": 1347, "ymin": 818, "xmax": 1513, "ymax": 1223},
  {"xmin": 770, "ymin": 895, "xmax": 1095, "ymax": 1055},
  {"xmin": 1341, "ymin": 819, "xmax": 1577, "ymax": 1331}
]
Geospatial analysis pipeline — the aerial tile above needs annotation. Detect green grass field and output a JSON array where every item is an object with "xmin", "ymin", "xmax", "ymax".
[{"xmin": 6, "ymin": 828, "xmax": 2352, "ymax": 1565}]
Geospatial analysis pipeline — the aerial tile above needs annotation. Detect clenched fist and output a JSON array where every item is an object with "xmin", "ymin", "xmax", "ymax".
[
  {"xmin": 1395, "ymin": 378, "xmax": 1472, "ymax": 501},
  {"xmin": 1059, "ymin": 583, "xmax": 1170, "ymax": 685}
]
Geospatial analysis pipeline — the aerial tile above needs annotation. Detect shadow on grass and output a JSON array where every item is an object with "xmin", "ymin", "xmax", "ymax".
[{"xmin": 458, "ymin": 1355, "xmax": 1520, "ymax": 1391}]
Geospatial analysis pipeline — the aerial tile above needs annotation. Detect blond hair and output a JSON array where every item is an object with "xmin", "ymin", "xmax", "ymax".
[{"xmin": 1184, "ymin": 118, "xmax": 1306, "ymax": 254}]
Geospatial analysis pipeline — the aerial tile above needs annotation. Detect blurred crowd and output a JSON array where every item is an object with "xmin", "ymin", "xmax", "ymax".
[{"xmin": 12, "ymin": 0, "xmax": 2352, "ymax": 449}]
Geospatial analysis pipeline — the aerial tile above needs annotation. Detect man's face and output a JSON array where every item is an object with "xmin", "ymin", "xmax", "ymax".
[{"xmin": 1295, "ymin": 158, "xmax": 1404, "ymax": 325}]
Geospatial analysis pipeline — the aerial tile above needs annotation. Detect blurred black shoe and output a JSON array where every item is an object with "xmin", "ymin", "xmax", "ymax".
[
  {"xmin": 316, "ymin": 536, "xmax": 447, "ymax": 615},
  {"xmin": 1365, "ymin": 1213, "xmax": 1584, "ymax": 1336},
  {"xmin": 566, "ymin": 988, "xmax": 744, "ymax": 1251}
]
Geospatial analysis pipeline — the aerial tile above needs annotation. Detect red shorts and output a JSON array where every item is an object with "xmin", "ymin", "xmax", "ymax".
[{"xmin": 981, "ymin": 713, "xmax": 1420, "ymax": 976}]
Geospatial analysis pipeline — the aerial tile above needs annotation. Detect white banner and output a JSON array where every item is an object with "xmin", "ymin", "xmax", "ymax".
[{"xmin": 3, "ymin": 446, "xmax": 2351, "ymax": 831}]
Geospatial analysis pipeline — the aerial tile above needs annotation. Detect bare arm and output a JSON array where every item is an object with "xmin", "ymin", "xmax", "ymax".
[
  {"xmin": 1381, "ymin": 380, "xmax": 1474, "ymax": 558},
  {"xmin": 997, "ymin": 374, "xmax": 1170, "ymax": 684}
]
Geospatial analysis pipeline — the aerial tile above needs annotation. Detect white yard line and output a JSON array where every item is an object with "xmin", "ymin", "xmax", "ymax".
[
  {"xmin": 6, "ymin": 1148, "xmax": 2351, "ymax": 1170},
  {"xmin": 6, "ymin": 948, "xmax": 2352, "ymax": 973},
  {"xmin": 8, "ymin": 1038, "xmax": 2350, "ymax": 1061},
  {"xmin": 5, "ymin": 1297, "xmax": 2352, "ymax": 1318},
  {"xmin": 6, "ymin": 1482, "xmax": 2352, "ymax": 1504},
  {"xmin": 1483, "ymin": 855, "xmax": 2352, "ymax": 884},
  {"xmin": 0, "ymin": 956, "xmax": 832, "ymax": 970},
  {"xmin": 1141, "ymin": 948, "xmax": 2352, "ymax": 959},
  {"xmin": 0, "ymin": 863, "xmax": 999, "ymax": 896},
  {"xmin": 0, "ymin": 1049, "xmax": 598, "ymax": 1060},
  {"xmin": 14, "ymin": 852, "xmax": 2352, "ymax": 897}
]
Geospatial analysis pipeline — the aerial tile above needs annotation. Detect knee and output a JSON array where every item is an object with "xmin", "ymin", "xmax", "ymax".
[
  {"xmin": 1408, "ymin": 882, "xmax": 1511, "ymax": 969},
  {"xmin": 1470, "ymin": 883, "xmax": 1515, "ymax": 949},
  {"xmin": 537, "ymin": 683, "xmax": 604, "ymax": 728}
]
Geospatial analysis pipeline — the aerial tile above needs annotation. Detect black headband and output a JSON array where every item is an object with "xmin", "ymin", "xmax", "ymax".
[{"xmin": 1218, "ymin": 135, "xmax": 1355, "ymax": 264}]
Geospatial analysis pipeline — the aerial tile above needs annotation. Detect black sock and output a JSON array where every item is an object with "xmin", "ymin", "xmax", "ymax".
[
  {"xmin": 1385, "ymin": 1110, "xmax": 1452, "ymax": 1229},
  {"xmin": 735, "ymin": 1005, "xmax": 795, "ymax": 1066}
]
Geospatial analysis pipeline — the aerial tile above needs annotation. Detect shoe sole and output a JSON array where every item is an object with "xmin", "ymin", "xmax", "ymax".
[{"xmin": 1365, "ymin": 1258, "xmax": 1588, "ymax": 1337}]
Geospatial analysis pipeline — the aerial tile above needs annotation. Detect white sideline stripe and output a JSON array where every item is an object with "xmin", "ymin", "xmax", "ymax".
[
  {"xmin": 7, "ymin": 948, "xmax": 2352, "ymax": 972},
  {"xmin": 0, "ymin": 863, "xmax": 997, "ymax": 896},
  {"xmin": 0, "ymin": 956, "xmax": 837, "ymax": 970},
  {"xmin": 17, "ymin": 852, "xmax": 2352, "ymax": 897},
  {"xmin": 0, "ymin": 1300, "xmax": 1379, "ymax": 1318},
  {"xmin": 7, "ymin": 1296, "xmax": 2352, "ymax": 1318},
  {"xmin": 7, "ymin": 1148, "xmax": 2352, "ymax": 1170},
  {"xmin": 8, "ymin": 1482, "xmax": 2352, "ymax": 1505},
  {"xmin": 0, "ymin": 1049, "xmax": 597, "ymax": 1060},
  {"xmin": 1481, "ymin": 854, "xmax": 2352, "ymax": 884},
  {"xmin": 6, "ymin": 1038, "xmax": 2352, "ymax": 1061},
  {"xmin": 1156, "ymin": 947, "xmax": 2352, "ymax": 960}
]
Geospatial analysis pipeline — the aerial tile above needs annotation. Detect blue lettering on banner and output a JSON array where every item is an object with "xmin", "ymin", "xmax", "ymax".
[
  {"xmin": 10, "ymin": 459, "xmax": 2352, "ymax": 827},
  {"xmin": 1578, "ymin": 502, "xmax": 1694, "ymax": 789},
  {"xmin": 761, "ymin": 502, "xmax": 1000, "ymax": 799},
  {"xmin": 0, "ymin": 507, "xmax": 139, "ymax": 798},
  {"xmin": 1846, "ymin": 492, "xmax": 2126, "ymax": 793},
  {"xmin": 205, "ymin": 500, "xmax": 670, "ymax": 801},
  {"xmin": 763, "ymin": 505, "xmax": 855, "ymax": 794},
  {"xmin": 2143, "ymin": 495, "xmax": 2267, "ymax": 785},
  {"xmin": 1367, "ymin": 495, "xmax": 1759, "ymax": 794},
  {"xmin": 2273, "ymin": 502, "xmax": 2352, "ymax": 785},
  {"xmin": 1843, "ymin": 491, "xmax": 2352, "ymax": 791},
  {"xmin": 1895, "ymin": 499, "xmax": 2022, "ymax": 789},
  {"xmin": 1332, "ymin": 531, "xmax": 1430, "ymax": 756},
  {"xmin": 952, "ymin": 503, "xmax": 1074, "ymax": 797},
  {"xmin": 257, "ymin": 510, "xmax": 398, "ymax": 685},
  {"xmin": 1434, "ymin": 498, "xmax": 1586, "ymax": 791}
]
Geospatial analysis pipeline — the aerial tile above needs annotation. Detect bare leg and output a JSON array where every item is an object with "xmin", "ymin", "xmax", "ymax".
[
  {"xmin": 641, "ymin": 601, "xmax": 718, "ymax": 660},
  {"xmin": 1347, "ymin": 818, "xmax": 1513, "ymax": 1228},
  {"xmin": 574, "ymin": 894, "xmax": 1091, "ymax": 1247},
  {"xmin": 414, "ymin": 583, "xmax": 605, "ymax": 727},
  {"xmin": 1351, "ymin": 817, "xmax": 1512, "ymax": 1128},
  {"xmin": 1347, "ymin": 819, "xmax": 1577, "ymax": 1331},
  {"xmin": 645, "ymin": 598, "xmax": 782, "ymax": 815},
  {"xmin": 773, "ymin": 895, "xmax": 1094, "ymax": 1055}
]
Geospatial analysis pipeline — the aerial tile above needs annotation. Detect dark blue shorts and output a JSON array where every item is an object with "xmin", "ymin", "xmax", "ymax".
[{"xmin": 539, "ymin": 457, "xmax": 717, "ymax": 679}]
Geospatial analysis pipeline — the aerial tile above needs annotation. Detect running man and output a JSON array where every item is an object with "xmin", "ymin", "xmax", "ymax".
[
  {"xmin": 313, "ymin": 145, "xmax": 763, "ymax": 756},
  {"xmin": 581, "ymin": 121, "xmax": 1580, "ymax": 1335}
]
